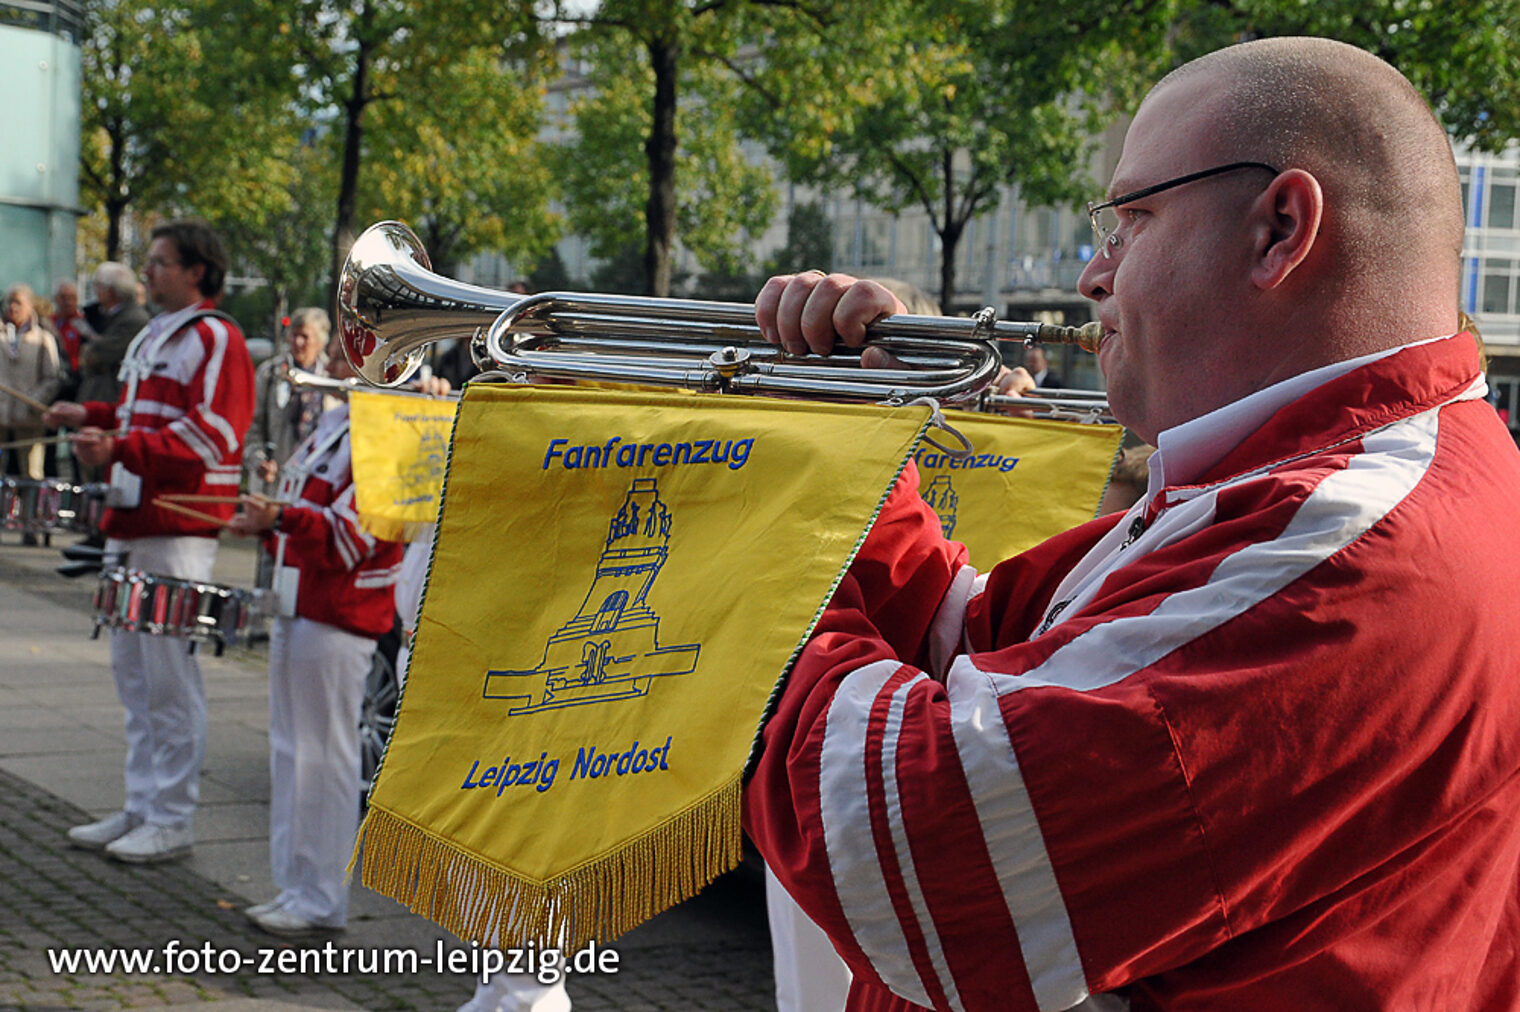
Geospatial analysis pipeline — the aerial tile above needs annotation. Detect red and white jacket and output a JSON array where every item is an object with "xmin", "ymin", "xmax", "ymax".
[
  {"xmin": 262, "ymin": 402, "xmax": 402, "ymax": 639},
  {"xmin": 745, "ymin": 333, "xmax": 1520, "ymax": 1012},
  {"xmin": 83, "ymin": 300, "xmax": 255, "ymax": 539}
]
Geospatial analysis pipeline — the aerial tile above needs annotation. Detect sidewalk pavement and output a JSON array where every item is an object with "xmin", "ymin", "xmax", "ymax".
[{"xmin": 0, "ymin": 532, "xmax": 775, "ymax": 1011}]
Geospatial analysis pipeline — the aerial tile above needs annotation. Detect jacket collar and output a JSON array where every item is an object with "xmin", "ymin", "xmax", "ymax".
[
  {"xmin": 1146, "ymin": 332, "xmax": 1483, "ymax": 497},
  {"xmin": 1194, "ymin": 332, "xmax": 1484, "ymax": 487}
]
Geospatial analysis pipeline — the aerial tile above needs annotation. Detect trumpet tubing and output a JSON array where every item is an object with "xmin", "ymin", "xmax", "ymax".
[
  {"xmin": 279, "ymin": 363, "xmax": 362, "ymax": 394},
  {"xmin": 339, "ymin": 220, "xmax": 1099, "ymax": 403},
  {"xmin": 979, "ymin": 387, "xmax": 1114, "ymax": 423},
  {"xmin": 277, "ymin": 362, "xmax": 460, "ymax": 401}
]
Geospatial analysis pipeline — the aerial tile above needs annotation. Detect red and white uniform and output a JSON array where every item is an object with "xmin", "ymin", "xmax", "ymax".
[
  {"xmin": 260, "ymin": 402, "xmax": 402, "ymax": 927},
  {"xmin": 90, "ymin": 300, "xmax": 252, "ymax": 832},
  {"xmin": 263, "ymin": 402, "xmax": 402, "ymax": 636},
  {"xmin": 745, "ymin": 332, "xmax": 1520, "ymax": 1011},
  {"xmin": 83, "ymin": 300, "xmax": 255, "ymax": 538}
]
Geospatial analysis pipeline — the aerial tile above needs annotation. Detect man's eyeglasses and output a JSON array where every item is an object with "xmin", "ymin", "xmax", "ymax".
[
  {"xmin": 145, "ymin": 255, "xmax": 181, "ymax": 269},
  {"xmin": 1087, "ymin": 161, "xmax": 1280, "ymax": 258}
]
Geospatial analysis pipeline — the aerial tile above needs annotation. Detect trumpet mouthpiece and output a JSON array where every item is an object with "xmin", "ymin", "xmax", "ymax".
[{"xmin": 1037, "ymin": 321, "xmax": 1103, "ymax": 353}]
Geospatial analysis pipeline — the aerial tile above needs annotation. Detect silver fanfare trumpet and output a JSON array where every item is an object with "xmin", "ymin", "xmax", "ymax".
[
  {"xmin": 338, "ymin": 221, "xmax": 1102, "ymax": 406},
  {"xmin": 979, "ymin": 387, "xmax": 1114, "ymax": 424},
  {"xmin": 276, "ymin": 362, "xmax": 460, "ymax": 401}
]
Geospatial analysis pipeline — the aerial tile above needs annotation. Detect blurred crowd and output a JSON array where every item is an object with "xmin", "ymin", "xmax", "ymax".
[{"xmin": 0, "ymin": 269, "xmax": 152, "ymax": 538}]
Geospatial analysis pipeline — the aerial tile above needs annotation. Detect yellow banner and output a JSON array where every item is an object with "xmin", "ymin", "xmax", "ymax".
[
  {"xmin": 915, "ymin": 411, "xmax": 1124, "ymax": 566},
  {"xmin": 355, "ymin": 385, "xmax": 932, "ymax": 949},
  {"xmin": 348, "ymin": 389, "xmax": 458, "ymax": 539}
]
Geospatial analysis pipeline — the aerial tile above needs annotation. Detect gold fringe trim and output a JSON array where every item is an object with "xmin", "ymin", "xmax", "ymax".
[{"xmin": 351, "ymin": 775, "xmax": 743, "ymax": 950}]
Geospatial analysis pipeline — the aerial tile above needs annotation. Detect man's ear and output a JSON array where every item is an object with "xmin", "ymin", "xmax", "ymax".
[{"xmin": 1251, "ymin": 169, "xmax": 1323, "ymax": 290}]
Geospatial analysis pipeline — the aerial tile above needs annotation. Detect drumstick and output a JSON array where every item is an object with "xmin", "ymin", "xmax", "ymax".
[
  {"xmin": 0, "ymin": 432, "xmax": 73, "ymax": 452},
  {"xmin": 0, "ymin": 380, "xmax": 50, "ymax": 414},
  {"xmin": 0, "ymin": 427, "xmax": 125, "ymax": 452},
  {"xmin": 152, "ymin": 497, "xmax": 233, "ymax": 527},
  {"xmin": 156, "ymin": 494, "xmax": 246, "ymax": 505},
  {"xmin": 156, "ymin": 493, "xmax": 292, "ymax": 506}
]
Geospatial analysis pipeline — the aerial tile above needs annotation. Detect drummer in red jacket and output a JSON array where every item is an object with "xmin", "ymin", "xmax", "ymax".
[
  {"xmin": 227, "ymin": 327, "xmax": 404, "ymax": 937},
  {"xmin": 45, "ymin": 220, "xmax": 254, "ymax": 864}
]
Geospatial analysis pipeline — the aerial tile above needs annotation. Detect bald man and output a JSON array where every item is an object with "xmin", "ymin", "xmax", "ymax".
[{"xmin": 744, "ymin": 38, "xmax": 1520, "ymax": 1011}]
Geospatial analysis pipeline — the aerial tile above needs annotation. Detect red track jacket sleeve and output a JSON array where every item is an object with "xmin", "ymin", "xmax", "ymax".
[{"xmin": 745, "ymin": 334, "xmax": 1520, "ymax": 1012}]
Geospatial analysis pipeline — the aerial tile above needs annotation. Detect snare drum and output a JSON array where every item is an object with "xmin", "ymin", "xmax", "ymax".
[
  {"xmin": 1, "ymin": 477, "xmax": 107, "ymax": 535},
  {"xmin": 92, "ymin": 567, "xmax": 270, "ymax": 655},
  {"xmin": 70, "ymin": 482, "xmax": 108, "ymax": 535}
]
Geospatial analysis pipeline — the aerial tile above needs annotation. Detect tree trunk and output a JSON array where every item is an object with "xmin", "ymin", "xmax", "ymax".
[
  {"xmin": 105, "ymin": 122, "xmax": 127, "ymax": 261},
  {"xmin": 329, "ymin": 23, "xmax": 373, "ymax": 307},
  {"xmin": 106, "ymin": 199, "xmax": 124, "ymax": 263},
  {"xmin": 938, "ymin": 220, "xmax": 963, "ymax": 315},
  {"xmin": 937, "ymin": 147, "xmax": 959, "ymax": 310},
  {"xmin": 643, "ymin": 36, "xmax": 679, "ymax": 297},
  {"xmin": 272, "ymin": 287, "xmax": 289, "ymax": 343}
]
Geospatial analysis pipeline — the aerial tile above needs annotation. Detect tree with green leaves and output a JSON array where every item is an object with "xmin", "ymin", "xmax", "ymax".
[
  {"xmin": 1170, "ymin": 0, "xmax": 1520, "ymax": 152},
  {"xmin": 78, "ymin": 0, "xmax": 304, "ymax": 260},
  {"xmin": 204, "ymin": 0, "xmax": 553, "ymax": 299},
  {"xmin": 549, "ymin": 0, "xmax": 841, "ymax": 296},
  {"xmin": 358, "ymin": 44, "xmax": 562, "ymax": 278},
  {"xmin": 78, "ymin": 0, "xmax": 179, "ymax": 259},
  {"xmin": 746, "ymin": 0, "xmax": 1170, "ymax": 310},
  {"xmin": 209, "ymin": 140, "xmax": 335, "ymax": 339}
]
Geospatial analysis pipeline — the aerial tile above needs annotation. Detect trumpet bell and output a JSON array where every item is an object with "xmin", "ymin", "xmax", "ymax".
[{"xmin": 340, "ymin": 221, "xmax": 524, "ymax": 387}]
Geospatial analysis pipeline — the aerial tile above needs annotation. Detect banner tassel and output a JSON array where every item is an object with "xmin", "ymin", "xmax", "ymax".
[{"xmin": 352, "ymin": 776, "xmax": 743, "ymax": 951}]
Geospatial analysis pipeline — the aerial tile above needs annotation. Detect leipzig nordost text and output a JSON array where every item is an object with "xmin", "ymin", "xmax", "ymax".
[{"xmin": 460, "ymin": 736, "xmax": 674, "ymax": 796}]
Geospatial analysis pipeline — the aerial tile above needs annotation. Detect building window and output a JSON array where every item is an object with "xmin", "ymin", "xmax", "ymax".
[
  {"xmin": 1483, "ymin": 259, "xmax": 1516, "ymax": 315},
  {"xmin": 844, "ymin": 216, "xmax": 892, "ymax": 271},
  {"xmin": 1477, "ymin": 258, "xmax": 1513, "ymax": 313},
  {"xmin": 1488, "ymin": 177, "xmax": 1516, "ymax": 230}
]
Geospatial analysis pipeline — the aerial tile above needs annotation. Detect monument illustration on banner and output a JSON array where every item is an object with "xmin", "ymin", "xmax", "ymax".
[
  {"xmin": 399, "ymin": 428, "xmax": 448, "ymax": 494},
  {"xmin": 921, "ymin": 474, "xmax": 958, "ymax": 539},
  {"xmin": 483, "ymin": 477, "xmax": 701, "ymax": 715}
]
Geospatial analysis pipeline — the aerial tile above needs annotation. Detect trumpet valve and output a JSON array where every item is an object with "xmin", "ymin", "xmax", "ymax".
[{"xmin": 709, "ymin": 345, "xmax": 752, "ymax": 381}]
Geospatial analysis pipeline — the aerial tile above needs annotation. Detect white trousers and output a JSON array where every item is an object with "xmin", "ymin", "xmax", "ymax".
[
  {"xmin": 106, "ymin": 535, "xmax": 217, "ymax": 829},
  {"xmin": 267, "ymin": 615, "xmax": 374, "ymax": 926},
  {"xmin": 464, "ymin": 971, "xmax": 572, "ymax": 1012},
  {"xmin": 766, "ymin": 863, "xmax": 853, "ymax": 1012}
]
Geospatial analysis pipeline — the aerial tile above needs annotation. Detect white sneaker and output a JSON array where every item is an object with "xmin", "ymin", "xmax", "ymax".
[
  {"xmin": 67, "ymin": 811, "xmax": 142, "ymax": 851},
  {"xmin": 244, "ymin": 898, "xmax": 286, "ymax": 921},
  {"xmin": 457, "ymin": 975, "xmax": 571, "ymax": 1012},
  {"xmin": 248, "ymin": 906, "xmax": 340, "ymax": 937},
  {"xmin": 104, "ymin": 822, "xmax": 194, "ymax": 863}
]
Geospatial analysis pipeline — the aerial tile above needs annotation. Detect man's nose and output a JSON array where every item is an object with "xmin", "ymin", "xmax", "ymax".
[{"xmin": 1077, "ymin": 249, "xmax": 1114, "ymax": 302}]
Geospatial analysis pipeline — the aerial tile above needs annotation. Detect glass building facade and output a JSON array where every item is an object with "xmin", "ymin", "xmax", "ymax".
[{"xmin": 0, "ymin": 0, "xmax": 83, "ymax": 294}]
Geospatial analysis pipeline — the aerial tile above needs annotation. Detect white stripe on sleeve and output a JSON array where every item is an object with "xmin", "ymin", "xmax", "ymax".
[
  {"xmin": 197, "ymin": 318, "xmax": 240, "ymax": 452},
  {"xmin": 941, "ymin": 407, "xmax": 1443, "ymax": 1009},
  {"xmin": 818, "ymin": 660, "xmax": 934, "ymax": 1008}
]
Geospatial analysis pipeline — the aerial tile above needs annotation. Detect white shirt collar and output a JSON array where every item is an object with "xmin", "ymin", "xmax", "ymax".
[{"xmin": 1145, "ymin": 334, "xmax": 1454, "ymax": 497}]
